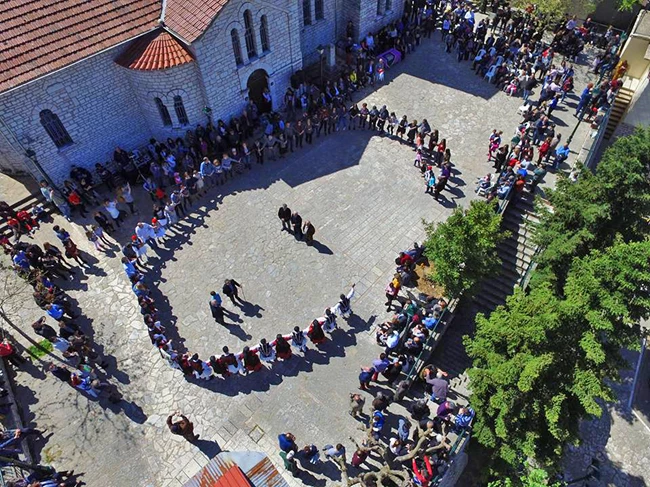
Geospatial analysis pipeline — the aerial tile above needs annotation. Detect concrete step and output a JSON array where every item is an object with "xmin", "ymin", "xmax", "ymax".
[{"xmin": 500, "ymin": 241, "xmax": 537, "ymax": 262}]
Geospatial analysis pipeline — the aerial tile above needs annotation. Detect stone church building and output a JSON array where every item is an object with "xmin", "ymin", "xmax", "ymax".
[{"xmin": 0, "ymin": 0, "xmax": 403, "ymax": 184}]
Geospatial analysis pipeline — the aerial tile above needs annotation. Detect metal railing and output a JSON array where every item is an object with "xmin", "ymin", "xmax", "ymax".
[
  {"xmin": 404, "ymin": 297, "xmax": 459, "ymax": 383},
  {"xmin": 572, "ymin": 90, "xmax": 617, "ymax": 173}
]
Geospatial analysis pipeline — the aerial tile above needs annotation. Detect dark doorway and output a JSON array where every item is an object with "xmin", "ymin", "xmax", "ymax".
[{"xmin": 247, "ymin": 69, "xmax": 271, "ymax": 113}]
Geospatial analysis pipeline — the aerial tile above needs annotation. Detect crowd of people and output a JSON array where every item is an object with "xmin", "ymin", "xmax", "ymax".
[{"xmin": 0, "ymin": 0, "xmax": 631, "ymax": 485}]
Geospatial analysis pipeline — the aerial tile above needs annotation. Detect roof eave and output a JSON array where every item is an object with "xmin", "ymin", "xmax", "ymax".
[{"xmin": 0, "ymin": 26, "xmax": 161, "ymax": 97}]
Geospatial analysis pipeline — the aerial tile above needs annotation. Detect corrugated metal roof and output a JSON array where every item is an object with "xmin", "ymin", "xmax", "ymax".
[
  {"xmin": 183, "ymin": 451, "xmax": 289, "ymax": 487},
  {"xmin": 214, "ymin": 465, "xmax": 251, "ymax": 487}
]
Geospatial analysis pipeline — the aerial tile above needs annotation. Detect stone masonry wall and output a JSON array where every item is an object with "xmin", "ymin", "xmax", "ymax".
[
  {"xmin": 300, "ymin": 0, "xmax": 338, "ymax": 66},
  {"xmin": 0, "ymin": 123, "xmax": 30, "ymax": 176},
  {"xmin": 121, "ymin": 62, "xmax": 208, "ymax": 142},
  {"xmin": 336, "ymin": 0, "xmax": 362, "ymax": 42},
  {"xmin": 359, "ymin": 0, "xmax": 404, "ymax": 41},
  {"xmin": 0, "ymin": 47, "xmax": 151, "ymax": 184},
  {"xmin": 193, "ymin": 0, "xmax": 303, "ymax": 121}
]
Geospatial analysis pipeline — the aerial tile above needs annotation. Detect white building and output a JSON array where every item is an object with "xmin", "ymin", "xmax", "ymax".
[{"xmin": 0, "ymin": 0, "xmax": 403, "ymax": 184}]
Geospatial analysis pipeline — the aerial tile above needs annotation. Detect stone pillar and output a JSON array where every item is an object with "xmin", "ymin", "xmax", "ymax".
[{"xmin": 325, "ymin": 43, "xmax": 337, "ymax": 67}]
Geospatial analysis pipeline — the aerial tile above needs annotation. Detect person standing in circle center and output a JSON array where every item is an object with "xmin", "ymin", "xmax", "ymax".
[
  {"xmin": 278, "ymin": 204, "xmax": 292, "ymax": 232},
  {"xmin": 291, "ymin": 212, "xmax": 303, "ymax": 240}
]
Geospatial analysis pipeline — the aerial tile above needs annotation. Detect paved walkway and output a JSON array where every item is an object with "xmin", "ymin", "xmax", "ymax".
[{"xmin": 5, "ymin": 33, "xmax": 596, "ymax": 487}]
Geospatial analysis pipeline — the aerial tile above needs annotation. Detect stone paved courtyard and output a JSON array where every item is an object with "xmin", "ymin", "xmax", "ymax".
[{"xmin": 3, "ymin": 33, "xmax": 610, "ymax": 487}]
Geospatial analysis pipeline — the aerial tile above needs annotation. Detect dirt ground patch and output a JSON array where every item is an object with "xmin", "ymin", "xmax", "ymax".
[{"xmin": 414, "ymin": 262, "xmax": 446, "ymax": 298}]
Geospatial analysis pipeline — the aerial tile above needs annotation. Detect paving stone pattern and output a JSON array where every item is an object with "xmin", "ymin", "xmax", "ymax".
[{"xmin": 7, "ymin": 34, "xmax": 599, "ymax": 487}]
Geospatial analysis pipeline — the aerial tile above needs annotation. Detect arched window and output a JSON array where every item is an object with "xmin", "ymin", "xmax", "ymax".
[
  {"xmin": 173, "ymin": 96, "xmax": 189, "ymax": 126},
  {"xmin": 303, "ymin": 0, "xmax": 311, "ymax": 26},
  {"xmin": 260, "ymin": 15, "xmax": 270, "ymax": 52},
  {"xmin": 39, "ymin": 110, "xmax": 72, "ymax": 148},
  {"xmin": 315, "ymin": 0, "xmax": 324, "ymax": 20},
  {"xmin": 243, "ymin": 10, "xmax": 257, "ymax": 58},
  {"xmin": 231, "ymin": 29, "xmax": 243, "ymax": 65},
  {"xmin": 154, "ymin": 97, "xmax": 172, "ymax": 126}
]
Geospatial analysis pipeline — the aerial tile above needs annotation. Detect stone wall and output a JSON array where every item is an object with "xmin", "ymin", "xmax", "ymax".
[
  {"xmin": 0, "ymin": 47, "xmax": 151, "ymax": 184},
  {"xmin": 358, "ymin": 0, "xmax": 404, "ymax": 42},
  {"xmin": 121, "ymin": 62, "xmax": 208, "ymax": 142},
  {"xmin": 300, "ymin": 0, "xmax": 338, "ymax": 66},
  {"xmin": 336, "ymin": 0, "xmax": 362, "ymax": 42},
  {"xmin": 193, "ymin": 0, "xmax": 303, "ymax": 121},
  {"xmin": 0, "ymin": 122, "xmax": 31, "ymax": 176}
]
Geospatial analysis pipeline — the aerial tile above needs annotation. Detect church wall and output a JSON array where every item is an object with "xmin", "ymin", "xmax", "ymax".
[
  {"xmin": 300, "ymin": 0, "xmax": 339, "ymax": 66},
  {"xmin": 358, "ymin": 0, "xmax": 405, "ymax": 44},
  {"xmin": 193, "ymin": 0, "xmax": 303, "ymax": 122},
  {"xmin": 120, "ymin": 62, "xmax": 208, "ymax": 142},
  {"xmin": 0, "ymin": 47, "xmax": 150, "ymax": 184}
]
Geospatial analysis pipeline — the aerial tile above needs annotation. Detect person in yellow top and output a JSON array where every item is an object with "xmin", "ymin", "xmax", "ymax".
[{"xmin": 612, "ymin": 59, "xmax": 628, "ymax": 81}]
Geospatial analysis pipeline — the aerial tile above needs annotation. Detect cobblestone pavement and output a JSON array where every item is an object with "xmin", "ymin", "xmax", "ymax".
[
  {"xmin": 6, "ymin": 33, "xmax": 598, "ymax": 487},
  {"xmin": 561, "ymin": 348, "xmax": 650, "ymax": 487}
]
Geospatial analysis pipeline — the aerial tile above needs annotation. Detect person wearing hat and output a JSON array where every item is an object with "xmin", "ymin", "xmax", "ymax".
[{"xmin": 167, "ymin": 411, "xmax": 199, "ymax": 442}]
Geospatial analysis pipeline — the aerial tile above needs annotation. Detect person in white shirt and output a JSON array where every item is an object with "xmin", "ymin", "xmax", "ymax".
[
  {"xmin": 135, "ymin": 222, "xmax": 158, "ymax": 248},
  {"xmin": 385, "ymin": 330, "xmax": 400, "ymax": 355},
  {"xmin": 333, "ymin": 284, "xmax": 356, "ymax": 318},
  {"xmin": 103, "ymin": 199, "xmax": 123, "ymax": 227},
  {"xmin": 118, "ymin": 182, "xmax": 137, "ymax": 214},
  {"xmin": 365, "ymin": 33, "xmax": 375, "ymax": 52}
]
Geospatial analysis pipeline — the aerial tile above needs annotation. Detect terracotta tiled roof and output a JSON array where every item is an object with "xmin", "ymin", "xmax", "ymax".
[
  {"xmin": 0, "ymin": 0, "xmax": 161, "ymax": 94},
  {"xmin": 115, "ymin": 30, "xmax": 194, "ymax": 70},
  {"xmin": 164, "ymin": 0, "xmax": 229, "ymax": 43}
]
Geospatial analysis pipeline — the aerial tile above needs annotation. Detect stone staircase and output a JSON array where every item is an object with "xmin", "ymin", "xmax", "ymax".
[
  {"xmin": 430, "ymin": 191, "xmax": 543, "ymax": 382},
  {"xmin": 604, "ymin": 86, "xmax": 634, "ymax": 140},
  {"xmin": 472, "ymin": 192, "xmax": 539, "ymax": 313}
]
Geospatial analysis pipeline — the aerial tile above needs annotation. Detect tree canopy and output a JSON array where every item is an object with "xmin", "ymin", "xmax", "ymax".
[
  {"xmin": 467, "ymin": 240, "xmax": 649, "ymax": 472},
  {"xmin": 465, "ymin": 128, "xmax": 650, "ymax": 480},
  {"xmin": 533, "ymin": 127, "xmax": 650, "ymax": 290},
  {"xmin": 423, "ymin": 200, "xmax": 508, "ymax": 297},
  {"xmin": 488, "ymin": 468, "xmax": 561, "ymax": 487},
  {"xmin": 511, "ymin": 0, "xmax": 596, "ymax": 24}
]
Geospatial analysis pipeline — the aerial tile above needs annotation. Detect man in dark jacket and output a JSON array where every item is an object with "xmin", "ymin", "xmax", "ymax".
[
  {"xmin": 291, "ymin": 212, "xmax": 303, "ymax": 239},
  {"xmin": 222, "ymin": 279, "xmax": 243, "ymax": 305},
  {"xmin": 302, "ymin": 221, "xmax": 315, "ymax": 245},
  {"xmin": 278, "ymin": 204, "xmax": 292, "ymax": 232},
  {"xmin": 32, "ymin": 317, "xmax": 57, "ymax": 341}
]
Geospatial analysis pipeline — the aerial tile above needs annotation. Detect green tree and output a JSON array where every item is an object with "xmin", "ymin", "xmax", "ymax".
[
  {"xmin": 511, "ymin": 0, "xmax": 596, "ymax": 24},
  {"xmin": 488, "ymin": 468, "xmax": 561, "ymax": 487},
  {"xmin": 618, "ymin": 0, "xmax": 642, "ymax": 10},
  {"xmin": 465, "ymin": 240, "xmax": 650, "ymax": 474},
  {"xmin": 423, "ymin": 200, "xmax": 508, "ymax": 297},
  {"xmin": 533, "ymin": 127, "xmax": 650, "ymax": 290}
]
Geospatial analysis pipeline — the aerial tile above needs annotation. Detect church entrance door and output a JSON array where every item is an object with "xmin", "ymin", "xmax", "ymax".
[{"xmin": 247, "ymin": 69, "xmax": 271, "ymax": 113}]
